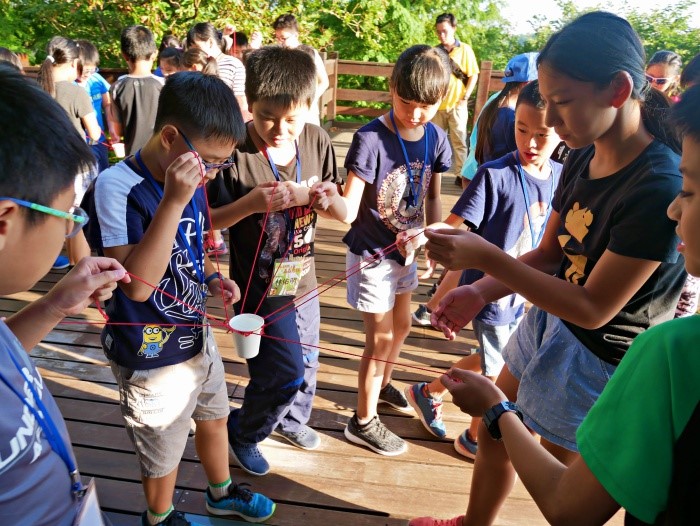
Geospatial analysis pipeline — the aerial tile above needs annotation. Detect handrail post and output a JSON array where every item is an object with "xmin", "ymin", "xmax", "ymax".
[{"xmin": 474, "ymin": 60, "xmax": 493, "ymax": 125}]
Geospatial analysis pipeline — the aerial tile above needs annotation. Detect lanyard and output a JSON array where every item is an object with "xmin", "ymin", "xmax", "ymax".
[
  {"xmin": 134, "ymin": 152, "xmax": 206, "ymax": 284},
  {"xmin": 515, "ymin": 152, "xmax": 554, "ymax": 249},
  {"xmin": 0, "ymin": 348, "xmax": 83, "ymax": 497},
  {"xmin": 262, "ymin": 143, "xmax": 302, "ymax": 248},
  {"xmin": 389, "ymin": 110, "xmax": 429, "ymax": 207}
]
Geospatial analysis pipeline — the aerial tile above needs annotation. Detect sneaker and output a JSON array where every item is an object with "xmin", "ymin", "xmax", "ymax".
[
  {"xmin": 206, "ymin": 483, "xmax": 276, "ymax": 523},
  {"xmin": 140, "ymin": 509, "xmax": 193, "ymax": 526},
  {"xmin": 205, "ymin": 236, "xmax": 228, "ymax": 256},
  {"xmin": 52, "ymin": 255, "xmax": 70, "ymax": 270},
  {"xmin": 228, "ymin": 437, "xmax": 270, "ymax": 476},
  {"xmin": 273, "ymin": 424, "xmax": 321, "ymax": 450},
  {"xmin": 379, "ymin": 383, "xmax": 413, "ymax": 413},
  {"xmin": 454, "ymin": 429, "xmax": 478, "ymax": 459},
  {"xmin": 409, "ymin": 515, "xmax": 465, "ymax": 526},
  {"xmin": 344, "ymin": 413, "xmax": 407, "ymax": 456},
  {"xmin": 405, "ymin": 383, "xmax": 446, "ymax": 438},
  {"xmin": 426, "ymin": 283, "xmax": 438, "ymax": 299},
  {"xmin": 412, "ymin": 305, "xmax": 432, "ymax": 326}
]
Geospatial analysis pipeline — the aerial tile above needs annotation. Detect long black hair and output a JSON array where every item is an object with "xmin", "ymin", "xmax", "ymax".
[
  {"xmin": 474, "ymin": 81, "xmax": 524, "ymax": 164},
  {"xmin": 538, "ymin": 11, "xmax": 680, "ymax": 154}
]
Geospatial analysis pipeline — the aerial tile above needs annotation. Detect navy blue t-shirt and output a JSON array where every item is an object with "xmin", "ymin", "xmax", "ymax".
[
  {"xmin": 343, "ymin": 117, "xmax": 451, "ymax": 262},
  {"xmin": 453, "ymin": 152, "xmax": 562, "ymax": 325},
  {"xmin": 83, "ymin": 159, "xmax": 211, "ymax": 370}
]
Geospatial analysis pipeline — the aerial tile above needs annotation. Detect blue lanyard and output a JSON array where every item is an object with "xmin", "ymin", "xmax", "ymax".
[
  {"xmin": 134, "ymin": 152, "xmax": 206, "ymax": 284},
  {"xmin": 262, "ymin": 143, "xmax": 301, "ymax": 248},
  {"xmin": 0, "ymin": 347, "xmax": 83, "ymax": 497},
  {"xmin": 515, "ymin": 152, "xmax": 554, "ymax": 249},
  {"xmin": 389, "ymin": 110, "xmax": 430, "ymax": 207}
]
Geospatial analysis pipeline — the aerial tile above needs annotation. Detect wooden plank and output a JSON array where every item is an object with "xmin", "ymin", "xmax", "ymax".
[
  {"xmin": 337, "ymin": 88, "xmax": 392, "ymax": 103},
  {"xmin": 335, "ymin": 106, "xmax": 387, "ymax": 118},
  {"xmin": 338, "ymin": 60, "xmax": 394, "ymax": 77}
]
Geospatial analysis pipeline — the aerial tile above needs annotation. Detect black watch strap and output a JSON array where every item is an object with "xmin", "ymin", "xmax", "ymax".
[{"xmin": 483, "ymin": 401, "xmax": 523, "ymax": 440}]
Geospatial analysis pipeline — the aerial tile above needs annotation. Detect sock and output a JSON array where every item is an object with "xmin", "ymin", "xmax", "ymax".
[
  {"xmin": 355, "ymin": 413, "xmax": 373, "ymax": 426},
  {"xmin": 147, "ymin": 504, "xmax": 174, "ymax": 525},
  {"xmin": 209, "ymin": 478, "xmax": 232, "ymax": 501},
  {"xmin": 421, "ymin": 383, "xmax": 434, "ymax": 399}
]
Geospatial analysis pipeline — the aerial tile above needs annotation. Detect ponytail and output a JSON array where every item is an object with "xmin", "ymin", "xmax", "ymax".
[
  {"xmin": 641, "ymin": 88, "xmax": 681, "ymax": 154},
  {"xmin": 474, "ymin": 81, "xmax": 521, "ymax": 164},
  {"xmin": 36, "ymin": 36, "xmax": 79, "ymax": 99},
  {"xmin": 37, "ymin": 56, "xmax": 56, "ymax": 97},
  {"xmin": 202, "ymin": 56, "xmax": 219, "ymax": 77}
]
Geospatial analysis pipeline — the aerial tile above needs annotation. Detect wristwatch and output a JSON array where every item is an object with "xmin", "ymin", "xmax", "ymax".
[{"xmin": 483, "ymin": 401, "xmax": 523, "ymax": 440}]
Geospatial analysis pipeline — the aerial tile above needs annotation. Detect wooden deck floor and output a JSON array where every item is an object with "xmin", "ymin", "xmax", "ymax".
[{"xmin": 1, "ymin": 130, "xmax": 624, "ymax": 526}]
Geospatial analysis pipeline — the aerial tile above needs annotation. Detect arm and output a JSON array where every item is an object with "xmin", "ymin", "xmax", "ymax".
[
  {"xmin": 6, "ymin": 258, "xmax": 128, "ymax": 350},
  {"xmin": 464, "ymin": 72, "xmax": 478, "ymax": 101},
  {"xmin": 309, "ymin": 171, "xmax": 366, "ymax": 224},
  {"xmin": 441, "ymin": 370, "xmax": 621, "ymax": 526},
  {"xmin": 81, "ymin": 111, "xmax": 102, "ymax": 142},
  {"xmin": 110, "ymin": 101, "xmax": 123, "ymax": 140},
  {"xmin": 427, "ymin": 210, "xmax": 662, "ymax": 330},
  {"xmin": 314, "ymin": 51, "xmax": 330, "ymax": 98},
  {"xmin": 104, "ymin": 153, "xmax": 203, "ymax": 302},
  {"xmin": 102, "ymin": 92, "xmax": 119, "ymax": 142},
  {"xmin": 209, "ymin": 181, "xmax": 292, "ymax": 230}
]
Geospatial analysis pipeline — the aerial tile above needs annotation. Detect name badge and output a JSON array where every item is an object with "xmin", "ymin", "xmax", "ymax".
[
  {"xmin": 268, "ymin": 257, "xmax": 304, "ymax": 297},
  {"xmin": 74, "ymin": 479, "xmax": 105, "ymax": 526}
]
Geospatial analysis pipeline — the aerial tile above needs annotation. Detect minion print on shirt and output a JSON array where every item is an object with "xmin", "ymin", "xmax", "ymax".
[{"xmin": 138, "ymin": 325, "xmax": 176, "ymax": 359}]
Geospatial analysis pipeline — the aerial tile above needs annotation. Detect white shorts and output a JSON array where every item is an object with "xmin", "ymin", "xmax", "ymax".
[{"xmin": 346, "ymin": 250, "xmax": 418, "ymax": 313}]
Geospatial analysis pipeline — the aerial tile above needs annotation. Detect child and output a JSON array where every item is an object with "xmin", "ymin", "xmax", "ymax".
[
  {"xmin": 153, "ymin": 34, "xmax": 181, "ymax": 77},
  {"xmin": 76, "ymin": 39, "xmax": 117, "ymax": 172},
  {"xmin": 0, "ymin": 64, "xmax": 127, "ymax": 525},
  {"xmin": 431, "ymin": 85, "xmax": 700, "ymax": 526},
  {"xmin": 110, "ymin": 25, "xmax": 164, "ymax": 156},
  {"xmin": 38, "ymin": 36, "xmax": 102, "ymax": 269},
  {"xmin": 310, "ymin": 44, "xmax": 452, "ymax": 455},
  {"xmin": 646, "ymin": 50, "xmax": 682, "ymax": 102},
  {"xmin": 207, "ymin": 46, "xmax": 341, "ymax": 476},
  {"xmin": 157, "ymin": 47, "xmax": 183, "ymax": 77},
  {"xmin": 406, "ymin": 80, "xmax": 563, "ymax": 460},
  {"xmin": 415, "ymin": 12, "xmax": 686, "ymax": 526},
  {"xmin": 681, "ymin": 52, "xmax": 700, "ymax": 89},
  {"xmin": 182, "ymin": 47, "xmax": 219, "ymax": 76},
  {"xmin": 84, "ymin": 72, "xmax": 275, "ymax": 525}
]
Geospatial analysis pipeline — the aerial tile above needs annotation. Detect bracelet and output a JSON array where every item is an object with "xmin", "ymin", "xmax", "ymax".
[{"xmin": 204, "ymin": 272, "xmax": 223, "ymax": 285}]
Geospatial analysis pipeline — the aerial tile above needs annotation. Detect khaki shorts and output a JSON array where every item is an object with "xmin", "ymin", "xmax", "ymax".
[
  {"xmin": 110, "ymin": 330, "xmax": 229, "ymax": 478},
  {"xmin": 346, "ymin": 251, "xmax": 418, "ymax": 313}
]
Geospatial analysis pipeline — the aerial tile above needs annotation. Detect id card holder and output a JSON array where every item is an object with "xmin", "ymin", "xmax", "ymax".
[
  {"xmin": 267, "ymin": 257, "xmax": 303, "ymax": 297},
  {"xmin": 73, "ymin": 479, "xmax": 105, "ymax": 526}
]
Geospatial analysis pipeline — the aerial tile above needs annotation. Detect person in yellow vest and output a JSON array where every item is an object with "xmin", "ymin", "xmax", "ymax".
[{"xmin": 432, "ymin": 13, "xmax": 479, "ymax": 183}]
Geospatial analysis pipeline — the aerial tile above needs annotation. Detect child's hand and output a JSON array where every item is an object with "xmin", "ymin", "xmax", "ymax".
[
  {"xmin": 425, "ymin": 228, "xmax": 491, "ymax": 271},
  {"xmin": 440, "ymin": 368, "xmax": 507, "ymax": 416},
  {"xmin": 163, "ymin": 152, "xmax": 206, "ymax": 208},
  {"xmin": 208, "ymin": 277, "xmax": 240, "ymax": 306},
  {"xmin": 431, "ymin": 285, "xmax": 485, "ymax": 340},
  {"xmin": 280, "ymin": 181, "xmax": 311, "ymax": 208},
  {"xmin": 249, "ymin": 182, "xmax": 291, "ymax": 213},
  {"xmin": 309, "ymin": 181, "xmax": 338, "ymax": 211},
  {"xmin": 396, "ymin": 228, "xmax": 427, "ymax": 258},
  {"xmin": 43, "ymin": 257, "xmax": 130, "ymax": 318},
  {"xmin": 250, "ymin": 30, "xmax": 263, "ymax": 49},
  {"xmin": 223, "ymin": 23, "xmax": 235, "ymax": 36}
]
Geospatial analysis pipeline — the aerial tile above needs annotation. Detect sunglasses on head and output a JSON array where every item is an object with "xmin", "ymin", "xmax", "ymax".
[{"xmin": 645, "ymin": 74, "xmax": 673, "ymax": 86}]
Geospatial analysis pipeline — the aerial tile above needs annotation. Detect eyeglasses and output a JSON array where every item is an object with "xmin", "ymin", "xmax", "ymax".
[
  {"xmin": 645, "ymin": 74, "xmax": 673, "ymax": 86},
  {"xmin": 82, "ymin": 66, "xmax": 99, "ymax": 76},
  {"xmin": 178, "ymin": 128, "xmax": 235, "ymax": 172},
  {"xmin": 0, "ymin": 197, "xmax": 89, "ymax": 238}
]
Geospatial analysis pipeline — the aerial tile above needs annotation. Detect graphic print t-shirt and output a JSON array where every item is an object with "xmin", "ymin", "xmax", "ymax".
[
  {"xmin": 84, "ymin": 160, "xmax": 210, "ymax": 370},
  {"xmin": 208, "ymin": 124, "xmax": 341, "ymax": 312},
  {"xmin": 343, "ymin": 118, "xmax": 451, "ymax": 263},
  {"xmin": 452, "ymin": 152, "xmax": 562, "ymax": 325},
  {"xmin": 0, "ymin": 322, "xmax": 77, "ymax": 526},
  {"xmin": 552, "ymin": 140, "xmax": 686, "ymax": 364}
]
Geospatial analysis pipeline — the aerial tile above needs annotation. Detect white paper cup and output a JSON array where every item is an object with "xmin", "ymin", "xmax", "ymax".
[
  {"xmin": 112, "ymin": 142, "xmax": 126, "ymax": 158},
  {"xmin": 228, "ymin": 313, "xmax": 264, "ymax": 359}
]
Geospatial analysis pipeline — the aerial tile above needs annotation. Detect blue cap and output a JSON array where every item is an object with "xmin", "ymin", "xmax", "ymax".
[{"xmin": 502, "ymin": 52, "xmax": 539, "ymax": 83}]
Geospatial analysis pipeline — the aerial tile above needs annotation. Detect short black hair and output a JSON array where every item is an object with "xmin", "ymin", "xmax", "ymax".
[
  {"xmin": 0, "ymin": 65, "xmax": 94, "ymax": 222},
  {"xmin": 390, "ymin": 45, "xmax": 451, "ymax": 105},
  {"xmin": 186, "ymin": 22, "xmax": 220, "ymax": 48},
  {"xmin": 76, "ymin": 39, "xmax": 99, "ymax": 66},
  {"xmin": 436, "ymin": 13, "xmax": 456, "ymax": 26},
  {"xmin": 120, "ymin": 25, "xmax": 157, "ymax": 62},
  {"xmin": 516, "ymin": 80, "xmax": 545, "ymax": 110},
  {"xmin": 159, "ymin": 47, "xmax": 182, "ymax": 68},
  {"xmin": 670, "ymin": 85, "xmax": 700, "ymax": 142},
  {"xmin": 272, "ymin": 14, "xmax": 299, "ymax": 32},
  {"xmin": 244, "ymin": 46, "xmax": 316, "ymax": 108},
  {"xmin": 159, "ymin": 34, "xmax": 181, "ymax": 52},
  {"xmin": 681, "ymin": 53, "xmax": 700, "ymax": 89},
  {"xmin": 154, "ymin": 71, "xmax": 245, "ymax": 145}
]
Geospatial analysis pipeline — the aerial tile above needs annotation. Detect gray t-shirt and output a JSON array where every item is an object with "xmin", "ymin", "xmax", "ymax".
[
  {"xmin": 54, "ymin": 81, "xmax": 94, "ymax": 138},
  {"xmin": 110, "ymin": 74, "xmax": 164, "ymax": 155},
  {"xmin": 0, "ymin": 321, "xmax": 77, "ymax": 525}
]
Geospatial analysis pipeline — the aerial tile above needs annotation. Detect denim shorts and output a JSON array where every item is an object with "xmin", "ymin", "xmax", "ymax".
[
  {"xmin": 346, "ymin": 251, "xmax": 418, "ymax": 313},
  {"xmin": 502, "ymin": 306, "xmax": 617, "ymax": 452},
  {"xmin": 110, "ymin": 330, "xmax": 229, "ymax": 477},
  {"xmin": 472, "ymin": 317, "xmax": 521, "ymax": 377}
]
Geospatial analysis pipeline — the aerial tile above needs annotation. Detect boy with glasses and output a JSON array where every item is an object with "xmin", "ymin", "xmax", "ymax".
[{"xmin": 83, "ymin": 72, "xmax": 275, "ymax": 526}]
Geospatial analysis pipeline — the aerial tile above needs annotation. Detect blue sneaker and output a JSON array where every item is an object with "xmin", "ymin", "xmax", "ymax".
[
  {"xmin": 405, "ymin": 383, "xmax": 446, "ymax": 438},
  {"xmin": 52, "ymin": 255, "xmax": 70, "ymax": 270},
  {"xmin": 454, "ymin": 429, "xmax": 478, "ymax": 460},
  {"xmin": 140, "ymin": 509, "xmax": 197, "ymax": 525},
  {"xmin": 206, "ymin": 483, "xmax": 276, "ymax": 523},
  {"xmin": 228, "ymin": 439, "xmax": 270, "ymax": 476}
]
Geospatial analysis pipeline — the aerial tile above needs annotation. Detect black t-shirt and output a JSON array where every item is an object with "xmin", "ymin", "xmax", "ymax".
[
  {"xmin": 552, "ymin": 140, "xmax": 686, "ymax": 364},
  {"xmin": 208, "ymin": 124, "xmax": 341, "ymax": 312},
  {"xmin": 110, "ymin": 75, "xmax": 164, "ymax": 155}
]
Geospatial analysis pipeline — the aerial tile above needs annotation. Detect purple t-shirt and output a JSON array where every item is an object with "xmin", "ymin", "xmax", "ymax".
[
  {"xmin": 343, "ymin": 117, "xmax": 451, "ymax": 262},
  {"xmin": 453, "ymin": 152, "xmax": 562, "ymax": 325}
]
